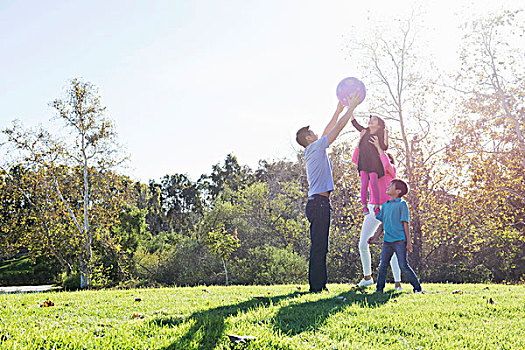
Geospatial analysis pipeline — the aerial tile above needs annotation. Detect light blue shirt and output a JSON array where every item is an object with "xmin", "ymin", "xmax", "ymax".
[
  {"xmin": 303, "ymin": 136, "xmax": 334, "ymax": 197},
  {"xmin": 376, "ymin": 198, "xmax": 410, "ymax": 242}
]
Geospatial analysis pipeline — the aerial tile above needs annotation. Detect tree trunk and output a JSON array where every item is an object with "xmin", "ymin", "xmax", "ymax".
[
  {"xmin": 81, "ymin": 132, "xmax": 92, "ymax": 289},
  {"xmin": 221, "ymin": 257, "xmax": 229, "ymax": 286},
  {"xmin": 79, "ymin": 255, "xmax": 90, "ymax": 289},
  {"xmin": 410, "ymin": 213, "xmax": 423, "ymax": 273}
]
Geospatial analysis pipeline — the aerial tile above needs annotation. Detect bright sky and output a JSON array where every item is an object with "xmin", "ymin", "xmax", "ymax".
[{"xmin": 0, "ymin": 0, "xmax": 521, "ymax": 182}]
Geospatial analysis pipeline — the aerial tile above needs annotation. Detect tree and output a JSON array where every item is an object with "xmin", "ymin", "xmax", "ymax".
[
  {"xmin": 160, "ymin": 173, "xmax": 204, "ymax": 235},
  {"xmin": 442, "ymin": 9, "xmax": 525, "ymax": 281},
  {"xmin": 198, "ymin": 154, "xmax": 254, "ymax": 203},
  {"xmin": 205, "ymin": 226, "xmax": 240, "ymax": 286},
  {"xmin": 3, "ymin": 78, "xmax": 129, "ymax": 288}
]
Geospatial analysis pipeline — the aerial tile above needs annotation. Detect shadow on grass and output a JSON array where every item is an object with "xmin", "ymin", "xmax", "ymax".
[
  {"xmin": 272, "ymin": 290, "xmax": 396, "ymax": 336},
  {"xmin": 155, "ymin": 291, "xmax": 305, "ymax": 350},
  {"xmin": 154, "ymin": 288, "xmax": 397, "ymax": 350}
]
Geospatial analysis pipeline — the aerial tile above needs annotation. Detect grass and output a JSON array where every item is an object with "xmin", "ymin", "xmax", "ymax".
[{"xmin": 0, "ymin": 283, "xmax": 523, "ymax": 349}]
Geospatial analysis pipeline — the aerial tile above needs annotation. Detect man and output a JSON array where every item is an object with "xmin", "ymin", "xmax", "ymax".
[{"xmin": 296, "ymin": 94, "xmax": 360, "ymax": 292}]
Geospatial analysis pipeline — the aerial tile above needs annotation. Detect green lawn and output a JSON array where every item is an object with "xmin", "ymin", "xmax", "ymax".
[{"xmin": 0, "ymin": 283, "xmax": 523, "ymax": 349}]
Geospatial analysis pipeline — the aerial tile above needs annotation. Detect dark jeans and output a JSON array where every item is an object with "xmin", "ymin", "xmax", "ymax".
[
  {"xmin": 305, "ymin": 195, "xmax": 331, "ymax": 292},
  {"xmin": 377, "ymin": 240, "xmax": 422, "ymax": 292}
]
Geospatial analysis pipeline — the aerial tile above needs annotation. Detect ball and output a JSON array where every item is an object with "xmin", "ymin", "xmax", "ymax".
[{"xmin": 336, "ymin": 77, "xmax": 366, "ymax": 106}]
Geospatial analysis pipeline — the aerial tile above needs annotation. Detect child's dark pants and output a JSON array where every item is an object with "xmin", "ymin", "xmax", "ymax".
[{"xmin": 376, "ymin": 240, "xmax": 422, "ymax": 292}]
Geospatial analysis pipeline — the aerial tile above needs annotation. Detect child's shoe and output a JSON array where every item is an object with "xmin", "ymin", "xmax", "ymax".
[
  {"xmin": 373, "ymin": 205, "xmax": 380, "ymax": 216},
  {"xmin": 363, "ymin": 207, "xmax": 370, "ymax": 216}
]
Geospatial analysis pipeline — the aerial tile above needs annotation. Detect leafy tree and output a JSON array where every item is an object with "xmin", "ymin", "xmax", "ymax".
[
  {"xmin": 160, "ymin": 173, "xmax": 204, "ymax": 235},
  {"xmin": 3, "ymin": 78, "xmax": 130, "ymax": 288},
  {"xmin": 443, "ymin": 9, "xmax": 525, "ymax": 281},
  {"xmin": 198, "ymin": 154, "xmax": 254, "ymax": 203},
  {"xmin": 205, "ymin": 226, "xmax": 240, "ymax": 286}
]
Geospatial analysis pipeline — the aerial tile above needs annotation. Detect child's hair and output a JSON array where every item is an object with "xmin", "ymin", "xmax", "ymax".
[
  {"xmin": 296, "ymin": 126, "xmax": 310, "ymax": 147},
  {"xmin": 370, "ymin": 115, "xmax": 386, "ymax": 131},
  {"xmin": 386, "ymin": 152, "xmax": 395, "ymax": 165},
  {"xmin": 391, "ymin": 179, "xmax": 408, "ymax": 197}
]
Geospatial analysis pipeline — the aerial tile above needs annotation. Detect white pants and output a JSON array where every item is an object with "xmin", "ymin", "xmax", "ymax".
[{"xmin": 359, "ymin": 204, "xmax": 401, "ymax": 282}]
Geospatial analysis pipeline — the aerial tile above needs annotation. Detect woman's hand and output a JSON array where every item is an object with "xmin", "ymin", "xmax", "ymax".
[{"xmin": 369, "ymin": 135, "xmax": 384, "ymax": 154}]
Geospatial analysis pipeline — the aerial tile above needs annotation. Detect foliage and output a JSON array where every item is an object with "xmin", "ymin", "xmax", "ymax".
[
  {"xmin": 0, "ymin": 256, "xmax": 60, "ymax": 286},
  {"xmin": 240, "ymin": 245, "xmax": 307, "ymax": 285},
  {"xmin": 2, "ymin": 79, "xmax": 132, "ymax": 288},
  {"xmin": 134, "ymin": 235, "xmax": 223, "ymax": 286},
  {"xmin": 442, "ymin": 9, "xmax": 525, "ymax": 282}
]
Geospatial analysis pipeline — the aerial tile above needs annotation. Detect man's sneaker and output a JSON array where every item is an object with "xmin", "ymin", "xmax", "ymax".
[
  {"xmin": 363, "ymin": 207, "xmax": 370, "ymax": 215},
  {"xmin": 414, "ymin": 290, "xmax": 425, "ymax": 294},
  {"xmin": 395, "ymin": 286, "xmax": 403, "ymax": 292},
  {"xmin": 357, "ymin": 278, "xmax": 374, "ymax": 288}
]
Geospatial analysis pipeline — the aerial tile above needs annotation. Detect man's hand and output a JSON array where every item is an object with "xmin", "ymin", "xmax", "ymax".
[
  {"xmin": 346, "ymin": 92, "xmax": 361, "ymax": 112},
  {"xmin": 406, "ymin": 241, "xmax": 413, "ymax": 253},
  {"xmin": 367, "ymin": 235, "xmax": 377, "ymax": 244}
]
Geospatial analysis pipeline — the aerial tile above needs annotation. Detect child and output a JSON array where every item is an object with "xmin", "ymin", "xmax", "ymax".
[
  {"xmin": 351, "ymin": 114, "xmax": 388, "ymax": 216},
  {"xmin": 296, "ymin": 93, "xmax": 360, "ymax": 293},
  {"xmin": 367, "ymin": 179, "xmax": 423, "ymax": 293}
]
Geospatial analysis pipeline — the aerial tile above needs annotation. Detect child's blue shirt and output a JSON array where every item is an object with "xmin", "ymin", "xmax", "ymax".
[{"xmin": 376, "ymin": 198, "xmax": 410, "ymax": 242}]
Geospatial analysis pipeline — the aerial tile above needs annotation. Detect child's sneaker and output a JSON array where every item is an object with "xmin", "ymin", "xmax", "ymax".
[
  {"xmin": 373, "ymin": 206, "xmax": 380, "ymax": 216},
  {"xmin": 357, "ymin": 278, "xmax": 374, "ymax": 288},
  {"xmin": 395, "ymin": 286, "xmax": 403, "ymax": 292},
  {"xmin": 363, "ymin": 207, "xmax": 370, "ymax": 215}
]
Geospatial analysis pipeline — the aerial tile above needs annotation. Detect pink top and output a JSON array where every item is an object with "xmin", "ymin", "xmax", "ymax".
[{"xmin": 352, "ymin": 148, "xmax": 396, "ymax": 205}]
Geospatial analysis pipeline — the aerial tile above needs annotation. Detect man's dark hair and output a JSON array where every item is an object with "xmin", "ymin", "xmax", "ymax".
[
  {"xmin": 391, "ymin": 178, "xmax": 409, "ymax": 197},
  {"xmin": 296, "ymin": 126, "xmax": 310, "ymax": 148}
]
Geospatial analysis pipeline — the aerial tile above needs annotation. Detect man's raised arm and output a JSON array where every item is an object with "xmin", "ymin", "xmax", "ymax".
[
  {"xmin": 326, "ymin": 94, "xmax": 360, "ymax": 145},
  {"xmin": 322, "ymin": 102, "xmax": 345, "ymax": 137}
]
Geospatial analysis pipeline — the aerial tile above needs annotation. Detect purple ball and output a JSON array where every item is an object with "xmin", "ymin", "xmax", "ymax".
[{"xmin": 336, "ymin": 77, "xmax": 366, "ymax": 106}]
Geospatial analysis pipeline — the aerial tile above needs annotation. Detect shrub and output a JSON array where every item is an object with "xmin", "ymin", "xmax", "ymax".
[
  {"xmin": 62, "ymin": 273, "xmax": 81, "ymax": 290},
  {"xmin": 241, "ymin": 245, "xmax": 307, "ymax": 285},
  {"xmin": 421, "ymin": 262, "xmax": 493, "ymax": 283}
]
